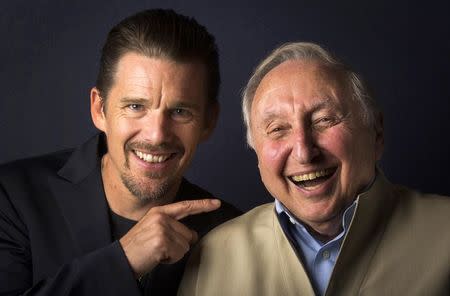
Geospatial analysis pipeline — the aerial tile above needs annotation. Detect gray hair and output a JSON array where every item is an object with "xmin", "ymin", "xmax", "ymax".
[{"xmin": 242, "ymin": 42, "xmax": 378, "ymax": 147}]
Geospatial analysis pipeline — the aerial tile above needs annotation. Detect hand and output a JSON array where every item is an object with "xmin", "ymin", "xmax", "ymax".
[{"xmin": 119, "ymin": 199, "xmax": 221, "ymax": 278}]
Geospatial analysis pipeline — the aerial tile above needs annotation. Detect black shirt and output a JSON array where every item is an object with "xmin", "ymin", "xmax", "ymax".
[
  {"xmin": 108, "ymin": 179, "xmax": 242, "ymax": 295},
  {"xmin": 110, "ymin": 210, "xmax": 137, "ymax": 241}
]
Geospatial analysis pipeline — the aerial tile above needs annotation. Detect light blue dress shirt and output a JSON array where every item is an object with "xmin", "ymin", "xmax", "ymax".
[{"xmin": 275, "ymin": 200, "xmax": 357, "ymax": 296}]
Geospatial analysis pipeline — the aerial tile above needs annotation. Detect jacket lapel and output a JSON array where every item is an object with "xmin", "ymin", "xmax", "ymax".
[
  {"xmin": 272, "ymin": 207, "xmax": 316, "ymax": 296},
  {"xmin": 326, "ymin": 171, "xmax": 396, "ymax": 295},
  {"xmin": 48, "ymin": 134, "xmax": 112, "ymax": 255}
]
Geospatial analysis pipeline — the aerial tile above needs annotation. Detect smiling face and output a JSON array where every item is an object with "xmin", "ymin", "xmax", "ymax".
[
  {"xmin": 250, "ymin": 60, "xmax": 383, "ymax": 236},
  {"xmin": 91, "ymin": 52, "xmax": 216, "ymax": 205}
]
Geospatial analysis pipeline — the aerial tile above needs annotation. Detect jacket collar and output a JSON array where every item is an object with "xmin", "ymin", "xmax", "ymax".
[
  {"xmin": 326, "ymin": 169, "xmax": 396, "ymax": 294},
  {"xmin": 57, "ymin": 133, "xmax": 107, "ymax": 183},
  {"xmin": 49, "ymin": 133, "xmax": 112, "ymax": 254}
]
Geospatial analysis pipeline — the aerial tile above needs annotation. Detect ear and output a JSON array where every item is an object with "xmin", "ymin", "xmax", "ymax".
[
  {"xmin": 374, "ymin": 112, "xmax": 384, "ymax": 161},
  {"xmin": 200, "ymin": 101, "xmax": 220, "ymax": 142},
  {"xmin": 90, "ymin": 87, "xmax": 107, "ymax": 132}
]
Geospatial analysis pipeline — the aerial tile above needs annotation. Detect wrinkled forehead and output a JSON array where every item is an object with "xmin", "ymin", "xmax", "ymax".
[{"xmin": 250, "ymin": 60, "xmax": 351, "ymax": 118}]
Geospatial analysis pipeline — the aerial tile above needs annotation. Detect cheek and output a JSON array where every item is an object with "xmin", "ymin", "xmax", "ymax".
[
  {"xmin": 257, "ymin": 140, "xmax": 290, "ymax": 176},
  {"xmin": 176, "ymin": 125, "xmax": 202, "ymax": 149},
  {"xmin": 317, "ymin": 128, "xmax": 353, "ymax": 160},
  {"xmin": 109, "ymin": 117, "xmax": 142, "ymax": 137}
]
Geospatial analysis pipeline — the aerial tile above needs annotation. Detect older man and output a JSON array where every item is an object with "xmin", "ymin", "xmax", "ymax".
[
  {"xmin": 0, "ymin": 9, "xmax": 240, "ymax": 295},
  {"xmin": 179, "ymin": 42, "xmax": 450, "ymax": 295}
]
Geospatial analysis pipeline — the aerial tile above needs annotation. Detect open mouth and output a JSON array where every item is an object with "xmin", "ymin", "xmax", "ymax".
[
  {"xmin": 289, "ymin": 167, "xmax": 337, "ymax": 189},
  {"xmin": 133, "ymin": 150, "xmax": 176, "ymax": 164}
]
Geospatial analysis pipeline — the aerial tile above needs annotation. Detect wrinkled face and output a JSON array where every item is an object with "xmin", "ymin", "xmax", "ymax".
[
  {"xmin": 250, "ymin": 60, "xmax": 383, "ymax": 230},
  {"xmin": 92, "ymin": 53, "xmax": 216, "ymax": 202}
]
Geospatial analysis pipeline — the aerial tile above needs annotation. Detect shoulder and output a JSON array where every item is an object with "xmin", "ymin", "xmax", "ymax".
[
  {"xmin": 384, "ymin": 184, "xmax": 450, "ymax": 245},
  {"xmin": 0, "ymin": 150, "xmax": 72, "ymax": 233},
  {"xmin": 391, "ymin": 184, "xmax": 450, "ymax": 221},
  {"xmin": 0, "ymin": 149, "xmax": 72, "ymax": 181},
  {"xmin": 200, "ymin": 203, "xmax": 275, "ymax": 246},
  {"xmin": 177, "ymin": 179, "xmax": 243, "ymax": 236},
  {"xmin": 0, "ymin": 149, "xmax": 73, "ymax": 216}
]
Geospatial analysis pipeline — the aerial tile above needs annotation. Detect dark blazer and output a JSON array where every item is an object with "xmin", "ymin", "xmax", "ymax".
[{"xmin": 0, "ymin": 134, "xmax": 241, "ymax": 295}]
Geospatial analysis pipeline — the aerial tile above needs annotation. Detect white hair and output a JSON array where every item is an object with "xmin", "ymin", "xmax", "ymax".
[{"xmin": 242, "ymin": 42, "xmax": 378, "ymax": 147}]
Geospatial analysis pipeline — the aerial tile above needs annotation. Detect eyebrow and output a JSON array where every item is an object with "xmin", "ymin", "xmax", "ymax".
[
  {"xmin": 120, "ymin": 97, "xmax": 148, "ymax": 105},
  {"xmin": 119, "ymin": 97, "xmax": 201, "ymax": 110},
  {"xmin": 173, "ymin": 101, "xmax": 201, "ymax": 110},
  {"xmin": 309, "ymin": 97, "xmax": 335, "ymax": 113},
  {"xmin": 258, "ymin": 97, "xmax": 335, "ymax": 124}
]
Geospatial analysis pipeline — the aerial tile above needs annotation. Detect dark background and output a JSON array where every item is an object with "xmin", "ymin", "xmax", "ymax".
[{"xmin": 1, "ymin": 0, "xmax": 449, "ymax": 211}]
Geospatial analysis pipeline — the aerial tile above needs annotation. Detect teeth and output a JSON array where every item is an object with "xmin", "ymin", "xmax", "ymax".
[
  {"xmin": 134, "ymin": 150, "xmax": 170, "ymax": 163},
  {"xmin": 291, "ymin": 169, "xmax": 332, "ymax": 182}
]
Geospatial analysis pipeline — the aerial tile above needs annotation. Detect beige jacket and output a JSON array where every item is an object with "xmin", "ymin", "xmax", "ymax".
[{"xmin": 178, "ymin": 174, "xmax": 450, "ymax": 295}]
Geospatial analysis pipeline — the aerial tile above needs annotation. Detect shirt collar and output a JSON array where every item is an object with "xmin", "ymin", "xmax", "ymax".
[
  {"xmin": 274, "ymin": 172, "xmax": 378, "ymax": 244},
  {"xmin": 275, "ymin": 199, "xmax": 356, "ymax": 239}
]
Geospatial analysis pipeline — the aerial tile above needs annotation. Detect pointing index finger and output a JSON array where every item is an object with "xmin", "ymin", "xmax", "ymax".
[{"xmin": 156, "ymin": 199, "xmax": 221, "ymax": 220}]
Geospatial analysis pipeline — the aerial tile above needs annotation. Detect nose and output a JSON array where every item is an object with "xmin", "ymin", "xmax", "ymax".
[
  {"xmin": 142, "ymin": 111, "xmax": 171, "ymax": 145},
  {"xmin": 292, "ymin": 127, "xmax": 320, "ymax": 164}
]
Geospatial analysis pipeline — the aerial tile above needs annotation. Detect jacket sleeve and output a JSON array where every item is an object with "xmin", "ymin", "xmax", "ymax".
[{"xmin": 0, "ymin": 185, "xmax": 142, "ymax": 296}]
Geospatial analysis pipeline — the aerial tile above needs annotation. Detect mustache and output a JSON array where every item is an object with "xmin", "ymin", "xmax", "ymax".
[{"xmin": 126, "ymin": 141, "xmax": 183, "ymax": 153}]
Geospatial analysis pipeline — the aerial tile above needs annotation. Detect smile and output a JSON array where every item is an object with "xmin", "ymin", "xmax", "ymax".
[
  {"xmin": 134, "ymin": 150, "xmax": 173, "ymax": 163},
  {"xmin": 289, "ymin": 167, "xmax": 336, "ymax": 188}
]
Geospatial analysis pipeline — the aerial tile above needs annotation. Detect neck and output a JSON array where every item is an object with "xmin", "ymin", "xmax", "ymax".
[
  {"xmin": 100, "ymin": 155, "xmax": 179, "ymax": 221},
  {"xmin": 304, "ymin": 218, "xmax": 343, "ymax": 243}
]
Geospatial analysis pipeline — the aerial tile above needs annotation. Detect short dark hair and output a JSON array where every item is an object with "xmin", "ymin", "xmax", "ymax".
[{"xmin": 96, "ymin": 9, "xmax": 220, "ymax": 103}]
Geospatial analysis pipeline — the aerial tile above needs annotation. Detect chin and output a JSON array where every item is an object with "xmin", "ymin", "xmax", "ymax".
[{"xmin": 296, "ymin": 199, "xmax": 341, "ymax": 222}]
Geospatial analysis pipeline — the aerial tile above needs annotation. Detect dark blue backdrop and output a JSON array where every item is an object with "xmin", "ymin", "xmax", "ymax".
[{"xmin": 1, "ymin": 0, "xmax": 449, "ymax": 210}]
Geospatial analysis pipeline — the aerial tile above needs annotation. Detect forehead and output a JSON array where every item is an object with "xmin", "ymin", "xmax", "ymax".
[
  {"xmin": 110, "ymin": 52, "xmax": 208, "ymax": 98},
  {"xmin": 251, "ymin": 60, "xmax": 349, "ymax": 117},
  {"xmin": 114, "ymin": 52, "xmax": 207, "ymax": 84}
]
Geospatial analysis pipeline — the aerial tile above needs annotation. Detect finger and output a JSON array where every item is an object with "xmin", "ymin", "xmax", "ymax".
[
  {"xmin": 159, "ymin": 228, "xmax": 192, "ymax": 264},
  {"xmin": 155, "ymin": 199, "xmax": 221, "ymax": 220},
  {"xmin": 168, "ymin": 219, "xmax": 199, "ymax": 245}
]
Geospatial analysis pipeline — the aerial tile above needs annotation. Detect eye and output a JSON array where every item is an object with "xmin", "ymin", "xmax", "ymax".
[
  {"xmin": 317, "ymin": 117, "xmax": 332, "ymax": 123},
  {"xmin": 267, "ymin": 124, "xmax": 289, "ymax": 138},
  {"xmin": 313, "ymin": 115, "xmax": 340, "ymax": 130},
  {"xmin": 269, "ymin": 127, "xmax": 283, "ymax": 133},
  {"xmin": 127, "ymin": 104, "xmax": 144, "ymax": 112},
  {"xmin": 171, "ymin": 108, "xmax": 193, "ymax": 123}
]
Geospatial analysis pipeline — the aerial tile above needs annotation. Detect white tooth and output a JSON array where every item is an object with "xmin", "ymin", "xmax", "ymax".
[{"xmin": 308, "ymin": 173, "xmax": 315, "ymax": 180}]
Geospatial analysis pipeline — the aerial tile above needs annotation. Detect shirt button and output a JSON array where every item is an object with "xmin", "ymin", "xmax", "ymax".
[{"xmin": 322, "ymin": 250, "xmax": 330, "ymax": 259}]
